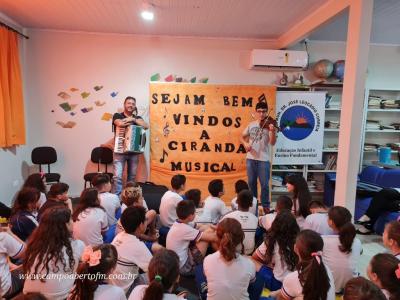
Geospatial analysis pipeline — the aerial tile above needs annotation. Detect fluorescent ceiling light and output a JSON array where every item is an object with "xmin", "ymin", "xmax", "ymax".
[{"xmin": 141, "ymin": 10, "xmax": 154, "ymax": 21}]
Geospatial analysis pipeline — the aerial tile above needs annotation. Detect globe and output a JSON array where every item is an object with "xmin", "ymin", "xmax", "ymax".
[
  {"xmin": 313, "ymin": 59, "xmax": 334, "ymax": 79},
  {"xmin": 334, "ymin": 60, "xmax": 345, "ymax": 81}
]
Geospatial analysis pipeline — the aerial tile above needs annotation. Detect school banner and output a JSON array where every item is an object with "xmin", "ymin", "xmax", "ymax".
[
  {"xmin": 149, "ymin": 83, "xmax": 276, "ymax": 203},
  {"xmin": 274, "ymin": 91, "xmax": 326, "ymax": 165}
]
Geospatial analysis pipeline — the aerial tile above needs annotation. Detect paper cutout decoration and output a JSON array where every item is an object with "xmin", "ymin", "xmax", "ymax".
[
  {"xmin": 70, "ymin": 88, "xmax": 79, "ymax": 92},
  {"xmin": 94, "ymin": 85, "xmax": 103, "ymax": 91},
  {"xmin": 59, "ymin": 102, "xmax": 72, "ymax": 112},
  {"xmin": 101, "ymin": 112, "xmax": 113, "ymax": 121},
  {"xmin": 190, "ymin": 77, "xmax": 196, "ymax": 83},
  {"xmin": 58, "ymin": 92, "xmax": 70, "ymax": 100},
  {"xmin": 175, "ymin": 77, "xmax": 183, "ymax": 82},
  {"xmin": 81, "ymin": 92, "xmax": 90, "ymax": 99},
  {"xmin": 70, "ymin": 112, "xmax": 76, "ymax": 116},
  {"xmin": 95, "ymin": 100, "xmax": 106, "ymax": 107},
  {"xmin": 165, "ymin": 74, "xmax": 174, "ymax": 82},
  {"xmin": 150, "ymin": 73, "xmax": 160, "ymax": 81},
  {"xmin": 199, "ymin": 77, "xmax": 209, "ymax": 83},
  {"xmin": 81, "ymin": 107, "xmax": 93, "ymax": 113},
  {"xmin": 56, "ymin": 121, "xmax": 76, "ymax": 128},
  {"xmin": 111, "ymin": 92, "xmax": 119, "ymax": 98},
  {"xmin": 51, "ymin": 110, "xmax": 55, "ymax": 113}
]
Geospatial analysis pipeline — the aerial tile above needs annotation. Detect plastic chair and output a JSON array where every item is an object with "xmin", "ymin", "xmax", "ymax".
[
  {"xmin": 83, "ymin": 147, "xmax": 114, "ymax": 188},
  {"xmin": 31, "ymin": 146, "xmax": 60, "ymax": 183}
]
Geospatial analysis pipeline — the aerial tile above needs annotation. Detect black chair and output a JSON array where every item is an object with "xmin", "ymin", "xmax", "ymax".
[
  {"xmin": 31, "ymin": 146, "xmax": 61, "ymax": 183},
  {"xmin": 84, "ymin": 147, "xmax": 114, "ymax": 188}
]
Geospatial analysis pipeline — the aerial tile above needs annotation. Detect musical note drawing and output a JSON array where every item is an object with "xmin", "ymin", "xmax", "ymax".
[
  {"xmin": 163, "ymin": 123, "xmax": 170, "ymax": 137},
  {"xmin": 258, "ymin": 93, "xmax": 267, "ymax": 103},
  {"xmin": 160, "ymin": 149, "xmax": 168, "ymax": 163},
  {"xmin": 163, "ymin": 107, "xmax": 168, "ymax": 119}
]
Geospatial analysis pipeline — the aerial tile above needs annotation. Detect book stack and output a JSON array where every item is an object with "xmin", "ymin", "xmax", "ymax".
[
  {"xmin": 366, "ymin": 119, "xmax": 381, "ymax": 130},
  {"xmin": 324, "ymin": 154, "xmax": 337, "ymax": 170}
]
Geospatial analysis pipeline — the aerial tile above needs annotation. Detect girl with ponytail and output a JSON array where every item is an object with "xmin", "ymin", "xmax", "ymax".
[
  {"xmin": 278, "ymin": 229, "xmax": 335, "ymax": 300},
  {"xmin": 129, "ymin": 249, "xmax": 183, "ymax": 300},
  {"xmin": 367, "ymin": 253, "xmax": 400, "ymax": 300},
  {"xmin": 323, "ymin": 206, "xmax": 362, "ymax": 292},
  {"xmin": 70, "ymin": 244, "xmax": 125, "ymax": 300},
  {"xmin": 252, "ymin": 210, "xmax": 299, "ymax": 291},
  {"xmin": 204, "ymin": 218, "xmax": 256, "ymax": 300}
]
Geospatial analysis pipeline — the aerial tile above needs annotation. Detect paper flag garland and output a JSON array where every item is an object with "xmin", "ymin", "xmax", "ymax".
[
  {"xmin": 81, "ymin": 92, "xmax": 90, "ymax": 99},
  {"xmin": 59, "ymin": 102, "xmax": 72, "ymax": 112},
  {"xmin": 165, "ymin": 74, "xmax": 174, "ymax": 82},
  {"xmin": 70, "ymin": 88, "xmax": 79, "ymax": 92},
  {"xmin": 94, "ymin": 85, "xmax": 103, "ymax": 91},
  {"xmin": 56, "ymin": 121, "xmax": 76, "ymax": 128},
  {"xmin": 111, "ymin": 92, "xmax": 118, "ymax": 98},
  {"xmin": 70, "ymin": 112, "xmax": 76, "ymax": 116},
  {"xmin": 101, "ymin": 113, "xmax": 113, "ymax": 121},
  {"xmin": 81, "ymin": 107, "xmax": 93, "ymax": 113},
  {"xmin": 150, "ymin": 73, "xmax": 161, "ymax": 81},
  {"xmin": 190, "ymin": 77, "xmax": 196, "ymax": 83},
  {"xmin": 95, "ymin": 100, "xmax": 106, "ymax": 106},
  {"xmin": 198, "ymin": 77, "xmax": 209, "ymax": 83},
  {"xmin": 175, "ymin": 77, "xmax": 183, "ymax": 82},
  {"xmin": 58, "ymin": 92, "xmax": 71, "ymax": 100}
]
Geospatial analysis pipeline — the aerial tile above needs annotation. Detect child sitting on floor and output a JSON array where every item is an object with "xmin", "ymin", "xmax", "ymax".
[
  {"xmin": 221, "ymin": 190, "xmax": 258, "ymax": 255},
  {"xmin": 383, "ymin": 220, "xmax": 400, "ymax": 259},
  {"xmin": 198, "ymin": 179, "xmax": 228, "ymax": 224},
  {"xmin": 231, "ymin": 180, "xmax": 258, "ymax": 216},
  {"xmin": 303, "ymin": 200, "xmax": 335, "ymax": 235},
  {"xmin": 258, "ymin": 195, "xmax": 292, "ymax": 231},
  {"xmin": 70, "ymin": 244, "xmax": 126, "ymax": 299},
  {"xmin": 166, "ymin": 200, "xmax": 217, "ymax": 276}
]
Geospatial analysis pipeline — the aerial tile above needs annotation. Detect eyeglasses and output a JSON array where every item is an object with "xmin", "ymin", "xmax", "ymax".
[{"xmin": 256, "ymin": 110, "xmax": 268, "ymax": 113}]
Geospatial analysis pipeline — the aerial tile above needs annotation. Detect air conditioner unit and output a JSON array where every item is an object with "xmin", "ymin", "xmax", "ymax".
[{"xmin": 249, "ymin": 49, "xmax": 308, "ymax": 70}]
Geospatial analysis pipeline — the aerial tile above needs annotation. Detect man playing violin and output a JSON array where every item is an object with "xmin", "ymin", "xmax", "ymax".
[{"xmin": 241, "ymin": 102, "xmax": 277, "ymax": 214}]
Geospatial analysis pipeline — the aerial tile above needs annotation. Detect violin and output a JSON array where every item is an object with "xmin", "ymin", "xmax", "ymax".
[{"xmin": 259, "ymin": 116, "xmax": 280, "ymax": 132}]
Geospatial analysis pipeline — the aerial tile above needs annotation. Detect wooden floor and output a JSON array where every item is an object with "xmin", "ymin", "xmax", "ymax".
[{"xmin": 357, "ymin": 233, "xmax": 387, "ymax": 277}]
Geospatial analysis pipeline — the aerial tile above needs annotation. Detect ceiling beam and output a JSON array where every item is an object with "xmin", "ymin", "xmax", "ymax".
[{"xmin": 277, "ymin": 0, "xmax": 350, "ymax": 49}]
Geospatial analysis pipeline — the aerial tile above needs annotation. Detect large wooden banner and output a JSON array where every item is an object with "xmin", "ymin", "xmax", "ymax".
[{"xmin": 149, "ymin": 83, "xmax": 276, "ymax": 202}]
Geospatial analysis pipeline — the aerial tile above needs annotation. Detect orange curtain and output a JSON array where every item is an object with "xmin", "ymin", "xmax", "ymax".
[{"xmin": 0, "ymin": 27, "xmax": 25, "ymax": 147}]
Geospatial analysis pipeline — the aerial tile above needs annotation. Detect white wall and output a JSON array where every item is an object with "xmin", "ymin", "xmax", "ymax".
[
  {"xmin": 2, "ymin": 28, "xmax": 400, "ymax": 204},
  {"xmin": 0, "ymin": 13, "xmax": 32, "ymax": 205}
]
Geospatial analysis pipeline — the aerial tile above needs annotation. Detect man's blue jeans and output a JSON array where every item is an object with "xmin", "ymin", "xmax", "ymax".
[
  {"xmin": 112, "ymin": 152, "xmax": 139, "ymax": 195},
  {"xmin": 246, "ymin": 159, "xmax": 270, "ymax": 209}
]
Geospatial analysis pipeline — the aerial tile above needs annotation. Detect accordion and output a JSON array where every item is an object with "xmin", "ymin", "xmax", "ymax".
[{"xmin": 114, "ymin": 125, "xmax": 146, "ymax": 154}]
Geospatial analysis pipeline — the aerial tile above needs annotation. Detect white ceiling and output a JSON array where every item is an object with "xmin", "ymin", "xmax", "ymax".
[
  {"xmin": 0, "ymin": 0, "xmax": 399, "ymax": 44},
  {"xmin": 309, "ymin": 0, "xmax": 400, "ymax": 45}
]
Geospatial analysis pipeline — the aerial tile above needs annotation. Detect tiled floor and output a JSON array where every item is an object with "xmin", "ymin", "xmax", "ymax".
[{"xmin": 357, "ymin": 233, "xmax": 387, "ymax": 276}]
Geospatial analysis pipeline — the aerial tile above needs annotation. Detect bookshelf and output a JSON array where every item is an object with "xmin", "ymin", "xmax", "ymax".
[
  {"xmin": 271, "ymin": 84, "xmax": 342, "ymax": 199},
  {"xmin": 361, "ymin": 89, "xmax": 400, "ymax": 167}
]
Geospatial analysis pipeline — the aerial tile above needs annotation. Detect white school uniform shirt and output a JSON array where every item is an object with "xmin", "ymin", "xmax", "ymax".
[
  {"xmin": 204, "ymin": 251, "xmax": 256, "ymax": 300},
  {"xmin": 221, "ymin": 210, "xmax": 258, "ymax": 255},
  {"xmin": 99, "ymin": 192, "xmax": 121, "ymax": 226},
  {"xmin": 121, "ymin": 201, "xmax": 148, "ymax": 213},
  {"xmin": 73, "ymin": 207, "xmax": 108, "ymax": 246},
  {"xmin": 94, "ymin": 284, "xmax": 126, "ymax": 300},
  {"xmin": 0, "ymin": 232, "xmax": 24, "ymax": 296},
  {"xmin": 38, "ymin": 192, "xmax": 47, "ymax": 209},
  {"xmin": 303, "ymin": 212, "xmax": 335, "ymax": 235},
  {"xmin": 231, "ymin": 196, "xmax": 258, "ymax": 216},
  {"xmin": 23, "ymin": 239, "xmax": 85, "ymax": 300},
  {"xmin": 259, "ymin": 212, "xmax": 276, "ymax": 231},
  {"xmin": 166, "ymin": 221, "xmax": 202, "ymax": 268},
  {"xmin": 199, "ymin": 196, "xmax": 229, "ymax": 224},
  {"xmin": 255, "ymin": 241, "xmax": 292, "ymax": 282},
  {"xmin": 281, "ymin": 265, "xmax": 336, "ymax": 300},
  {"xmin": 129, "ymin": 285, "xmax": 187, "ymax": 300},
  {"xmin": 322, "ymin": 235, "xmax": 362, "ymax": 293},
  {"xmin": 110, "ymin": 231, "xmax": 153, "ymax": 292},
  {"xmin": 159, "ymin": 191, "xmax": 183, "ymax": 227}
]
